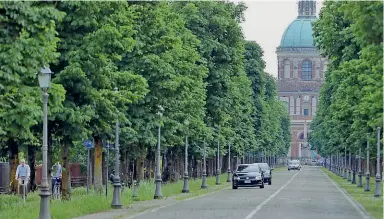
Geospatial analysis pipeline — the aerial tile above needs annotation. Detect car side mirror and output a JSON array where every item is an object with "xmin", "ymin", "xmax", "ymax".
[{"xmin": 271, "ymin": 168, "xmax": 274, "ymax": 171}]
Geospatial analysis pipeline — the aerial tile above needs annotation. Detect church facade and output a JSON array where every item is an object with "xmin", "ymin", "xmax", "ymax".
[{"xmin": 276, "ymin": 0, "xmax": 327, "ymax": 160}]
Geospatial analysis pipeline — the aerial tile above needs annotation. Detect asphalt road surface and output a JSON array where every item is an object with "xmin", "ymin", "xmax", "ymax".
[{"xmin": 125, "ymin": 166, "xmax": 371, "ymax": 219}]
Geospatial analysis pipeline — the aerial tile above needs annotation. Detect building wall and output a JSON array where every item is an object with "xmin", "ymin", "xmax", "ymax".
[{"xmin": 276, "ymin": 48, "xmax": 327, "ymax": 159}]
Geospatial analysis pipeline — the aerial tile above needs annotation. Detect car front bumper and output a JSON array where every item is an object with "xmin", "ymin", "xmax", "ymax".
[{"xmin": 233, "ymin": 179, "xmax": 263, "ymax": 187}]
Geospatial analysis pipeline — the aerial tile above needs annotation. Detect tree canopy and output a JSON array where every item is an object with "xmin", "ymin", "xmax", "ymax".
[{"xmin": 310, "ymin": 1, "xmax": 383, "ymax": 155}]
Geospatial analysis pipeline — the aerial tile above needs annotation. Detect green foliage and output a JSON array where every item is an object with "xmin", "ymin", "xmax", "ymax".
[
  {"xmin": 0, "ymin": 2, "xmax": 65, "ymax": 146},
  {"xmin": 1, "ymin": 1, "xmax": 290, "ymax": 167},
  {"xmin": 310, "ymin": 1, "xmax": 383, "ymax": 155}
]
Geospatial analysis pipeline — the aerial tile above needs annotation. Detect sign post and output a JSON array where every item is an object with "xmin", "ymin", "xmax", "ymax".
[{"xmin": 83, "ymin": 139, "xmax": 93, "ymax": 194}]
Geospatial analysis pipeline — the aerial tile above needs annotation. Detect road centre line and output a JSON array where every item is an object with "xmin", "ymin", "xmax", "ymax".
[{"xmin": 244, "ymin": 170, "xmax": 300, "ymax": 219}]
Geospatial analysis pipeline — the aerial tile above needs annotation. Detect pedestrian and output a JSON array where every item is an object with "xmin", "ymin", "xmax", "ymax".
[
  {"xmin": 15, "ymin": 159, "xmax": 30, "ymax": 197},
  {"xmin": 51, "ymin": 161, "xmax": 62, "ymax": 193}
]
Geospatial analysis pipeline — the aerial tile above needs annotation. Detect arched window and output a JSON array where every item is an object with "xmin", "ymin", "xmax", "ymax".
[
  {"xmin": 301, "ymin": 60, "xmax": 312, "ymax": 80},
  {"xmin": 284, "ymin": 60, "xmax": 290, "ymax": 78}
]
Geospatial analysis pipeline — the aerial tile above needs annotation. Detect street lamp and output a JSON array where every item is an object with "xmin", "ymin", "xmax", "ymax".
[
  {"xmin": 182, "ymin": 120, "xmax": 189, "ymax": 193},
  {"xmin": 216, "ymin": 139, "xmax": 220, "ymax": 185},
  {"xmin": 344, "ymin": 145, "xmax": 347, "ymax": 179},
  {"xmin": 352, "ymin": 152, "xmax": 356, "ymax": 184},
  {"xmin": 364, "ymin": 134, "xmax": 370, "ymax": 192},
  {"xmin": 227, "ymin": 143, "xmax": 231, "ymax": 182},
  {"xmin": 374, "ymin": 127, "xmax": 381, "ymax": 197},
  {"xmin": 38, "ymin": 67, "xmax": 53, "ymax": 219},
  {"xmin": 357, "ymin": 147, "xmax": 362, "ymax": 187},
  {"xmin": 111, "ymin": 87, "xmax": 122, "ymax": 208},
  {"xmin": 348, "ymin": 151, "xmax": 352, "ymax": 181},
  {"xmin": 201, "ymin": 140, "xmax": 207, "ymax": 189},
  {"xmin": 154, "ymin": 105, "xmax": 164, "ymax": 199}
]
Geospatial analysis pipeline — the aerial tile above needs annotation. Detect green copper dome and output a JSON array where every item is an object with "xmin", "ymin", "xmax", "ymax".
[{"xmin": 279, "ymin": 18, "xmax": 316, "ymax": 48}]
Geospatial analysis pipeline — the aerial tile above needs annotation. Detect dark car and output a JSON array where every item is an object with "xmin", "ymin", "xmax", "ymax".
[
  {"xmin": 254, "ymin": 163, "xmax": 273, "ymax": 185},
  {"xmin": 232, "ymin": 164, "xmax": 264, "ymax": 189}
]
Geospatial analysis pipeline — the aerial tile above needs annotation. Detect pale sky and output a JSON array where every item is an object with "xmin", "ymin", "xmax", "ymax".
[{"xmin": 239, "ymin": 0, "xmax": 324, "ymax": 77}]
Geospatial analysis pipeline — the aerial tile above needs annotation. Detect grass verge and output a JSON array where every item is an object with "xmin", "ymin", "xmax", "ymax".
[
  {"xmin": 0, "ymin": 174, "xmax": 228, "ymax": 219},
  {"xmin": 321, "ymin": 167, "xmax": 383, "ymax": 219}
]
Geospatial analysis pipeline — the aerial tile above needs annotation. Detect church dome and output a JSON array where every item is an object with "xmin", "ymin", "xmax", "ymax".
[{"xmin": 279, "ymin": 18, "xmax": 316, "ymax": 48}]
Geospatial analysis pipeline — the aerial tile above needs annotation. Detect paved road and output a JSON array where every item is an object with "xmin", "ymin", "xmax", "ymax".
[{"xmin": 125, "ymin": 166, "xmax": 371, "ymax": 219}]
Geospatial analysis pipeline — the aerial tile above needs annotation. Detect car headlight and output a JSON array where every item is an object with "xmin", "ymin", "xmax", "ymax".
[
  {"xmin": 255, "ymin": 176, "xmax": 261, "ymax": 180},
  {"xmin": 234, "ymin": 176, "xmax": 240, "ymax": 180}
]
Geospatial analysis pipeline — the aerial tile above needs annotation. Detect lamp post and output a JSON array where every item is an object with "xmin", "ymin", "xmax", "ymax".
[
  {"xmin": 227, "ymin": 143, "xmax": 231, "ymax": 182},
  {"xmin": 216, "ymin": 140, "xmax": 220, "ymax": 185},
  {"xmin": 154, "ymin": 105, "xmax": 164, "ymax": 199},
  {"xmin": 374, "ymin": 127, "xmax": 381, "ymax": 197},
  {"xmin": 357, "ymin": 147, "xmax": 362, "ymax": 187},
  {"xmin": 344, "ymin": 146, "xmax": 347, "ymax": 179},
  {"xmin": 348, "ymin": 151, "xmax": 352, "ymax": 181},
  {"xmin": 111, "ymin": 87, "xmax": 122, "ymax": 208},
  {"xmin": 365, "ymin": 134, "xmax": 370, "ymax": 192},
  {"xmin": 201, "ymin": 140, "xmax": 207, "ymax": 189},
  {"xmin": 352, "ymin": 153, "xmax": 356, "ymax": 184},
  {"xmin": 182, "ymin": 122, "xmax": 189, "ymax": 193},
  {"xmin": 38, "ymin": 67, "xmax": 53, "ymax": 219}
]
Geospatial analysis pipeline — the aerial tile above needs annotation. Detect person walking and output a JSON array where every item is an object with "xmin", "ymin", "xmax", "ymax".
[
  {"xmin": 51, "ymin": 162, "xmax": 62, "ymax": 194},
  {"xmin": 15, "ymin": 159, "xmax": 30, "ymax": 197}
]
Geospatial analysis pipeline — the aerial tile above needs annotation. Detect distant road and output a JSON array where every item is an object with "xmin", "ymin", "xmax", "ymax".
[{"xmin": 126, "ymin": 166, "xmax": 370, "ymax": 219}]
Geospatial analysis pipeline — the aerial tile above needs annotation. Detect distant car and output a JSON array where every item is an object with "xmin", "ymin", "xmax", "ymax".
[
  {"xmin": 254, "ymin": 163, "xmax": 273, "ymax": 185},
  {"xmin": 232, "ymin": 164, "xmax": 265, "ymax": 189},
  {"xmin": 288, "ymin": 160, "xmax": 301, "ymax": 171}
]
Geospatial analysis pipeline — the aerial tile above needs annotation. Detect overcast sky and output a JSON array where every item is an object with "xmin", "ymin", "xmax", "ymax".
[{"xmin": 239, "ymin": 0, "xmax": 324, "ymax": 77}]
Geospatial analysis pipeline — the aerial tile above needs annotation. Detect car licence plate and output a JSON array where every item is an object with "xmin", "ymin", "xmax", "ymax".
[{"xmin": 244, "ymin": 180, "xmax": 251, "ymax": 183}]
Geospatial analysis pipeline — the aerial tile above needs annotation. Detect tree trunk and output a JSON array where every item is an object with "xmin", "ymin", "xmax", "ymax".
[
  {"xmin": 27, "ymin": 145, "xmax": 37, "ymax": 192},
  {"xmin": 8, "ymin": 139, "xmax": 18, "ymax": 193},
  {"xmin": 61, "ymin": 141, "xmax": 71, "ymax": 200},
  {"xmin": 93, "ymin": 137, "xmax": 103, "ymax": 191},
  {"xmin": 136, "ymin": 151, "xmax": 145, "ymax": 182},
  {"xmin": 161, "ymin": 149, "xmax": 170, "ymax": 182}
]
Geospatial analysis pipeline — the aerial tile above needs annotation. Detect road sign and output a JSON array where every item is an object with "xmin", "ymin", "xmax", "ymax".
[
  {"xmin": 83, "ymin": 140, "xmax": 93, "ymax": 149},
  {"xmin": 103, "ymin": 141, "xmax": 114, "ymax": 149}
]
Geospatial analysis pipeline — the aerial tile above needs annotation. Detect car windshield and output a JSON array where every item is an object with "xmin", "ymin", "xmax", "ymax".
[
  {"xmin": 236, "ymin": 165, "xmax": 260, "ymax": 172},
  {"xmin": 289, "ymin": 160, "xmax": 300, "ymax": 164},
  {"xmin": 258, "ymin": 163, "xmax": 270, "ymax": 170}
]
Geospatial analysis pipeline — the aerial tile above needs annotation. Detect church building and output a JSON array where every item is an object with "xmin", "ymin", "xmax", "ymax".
[{"xmin": 276, "ymin": 0, "xmax": 327, "ymax": 160}]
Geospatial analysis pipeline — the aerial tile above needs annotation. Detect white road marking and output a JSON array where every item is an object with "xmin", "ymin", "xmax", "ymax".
[
  {"xmin": 244, "ymin": 170, "xmax": 300, "ymax": 219},
  {"xmin": 124, "ymin": 186, "xmax": 231, "ymax": 219},
  {"xmin": 321, "ymin": 170, "xmax": 371, "ymax": 219}
]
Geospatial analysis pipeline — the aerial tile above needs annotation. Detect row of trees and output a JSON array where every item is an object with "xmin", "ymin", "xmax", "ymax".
[
  {"xmin": 0, "ymin": 1, "xmax": 290, "ymax": 198},
  {"xmin": 310, "ymin": 1, "xmax": 383, "ymax": 156}
]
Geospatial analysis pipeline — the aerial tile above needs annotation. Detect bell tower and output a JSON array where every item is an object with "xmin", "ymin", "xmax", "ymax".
[{"xmin": 298, "ymin": 0, "xmax": 317, "ymax": 18}]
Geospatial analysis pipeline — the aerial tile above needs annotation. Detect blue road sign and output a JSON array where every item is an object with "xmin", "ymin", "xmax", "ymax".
[{"xmin": 83, "ymin": 140, "xmax": 93, "ymax": 149}]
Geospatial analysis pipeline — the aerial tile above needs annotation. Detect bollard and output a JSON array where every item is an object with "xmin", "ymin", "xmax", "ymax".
[{"xmin": 132, "ymin": 180, "xmax": 137, "ymax": 198}]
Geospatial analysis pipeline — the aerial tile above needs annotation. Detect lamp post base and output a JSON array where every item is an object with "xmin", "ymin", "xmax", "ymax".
[
  {"xmin": 201, "ymin": 173, "xmax": 207, "ymax": 189},
  {"xmin": 182, "ymin": 175, "xmax": 189, "ymax": 193},
  {"xmin": 154, "ymin": 177, "xmax": 163, "ymax": 199},
  {"xmin": 38, "ymin": 186, "xmax": 51, "ymax": 219},
  {"xmin": 374, "ymin": 175, "xmax": 381, "ymax": 197},
  {"xmin": 364, "ymin": 174, "xmax": 370, "ymax": 192},
  {"xmin": 357, "ymin": 172, "xmax": 363, "ymax": 187},
  {"xmin": 111, "ymin": 181, "xmax": 122, "ymax": 209},
  {"xmin": 215, "ymin": 173, "xmax": 220, "ymax": 185},
  {"xmin": 227, "ymin": 170, "xmax": 231, "ymax": 182}
]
